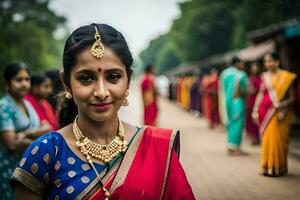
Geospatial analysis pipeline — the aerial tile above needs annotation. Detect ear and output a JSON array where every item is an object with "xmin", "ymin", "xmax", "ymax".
[{"xmin": 59, "ymin": 70, "xmax": 71, "ymax": 92}]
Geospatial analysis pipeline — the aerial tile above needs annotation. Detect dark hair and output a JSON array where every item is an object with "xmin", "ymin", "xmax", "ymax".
[
  {"xmin": 31, "ymin": 74, "xmax": 48, "ymax": 88},
  {"xmin": 59, "ymin": 23, "xmax": 133, "ymax": 127},
  {"xmin": 231, "ymin": 56, "xmax": 241, "ymax": 66},
  {"xmin": 45, "ymin": 69, "xmax": 63, "ymax": 93},
  {"xmin": 266, "ymin": 51, "xmax": 280, "ymax": 61},
  {"xmin": 4, "ymin": 62, "xmax": 29, "ymax": 83},
  {"xmin": 145, "ymin": 64, "xmax": 153, "ymax": 73}
]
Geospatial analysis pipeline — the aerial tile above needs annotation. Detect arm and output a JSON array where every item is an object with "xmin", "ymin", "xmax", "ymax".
[
  {"xmin": 25, "ymin": 122, "xmax": 52, "ymax": 139},
  {"xmin": 0, "ymin": 130, "xmax": 32, "ymax": 153},
  {"xmin": 252, "ymin": 84, "xmax": 264, "ymax": 125},
  {"xmin": 276, "ymin": 87, "xmax": 295, "ymax": 109},
  {"xmin": 14, "ymin": 182, "xmax": 43, "ymax": 200}
]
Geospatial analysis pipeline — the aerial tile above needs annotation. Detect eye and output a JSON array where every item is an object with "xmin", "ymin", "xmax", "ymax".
[
  {"xmin": 107, "ymin": 73, "xmax": 121, "ymax": 82},
  {"xmin": 77, "ymin": 74, "xmax": 94, "ymax": 84}
]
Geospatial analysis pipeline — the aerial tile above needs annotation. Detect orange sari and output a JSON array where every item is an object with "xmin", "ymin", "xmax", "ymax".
[{"xmin": 258, "ymin": 70, "xmax": 297, "ymax": 176}]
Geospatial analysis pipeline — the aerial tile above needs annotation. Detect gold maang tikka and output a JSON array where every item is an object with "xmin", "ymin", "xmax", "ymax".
[{"xmin": 91, "ymin": 26, "xmax": 105, "ymax": 59}]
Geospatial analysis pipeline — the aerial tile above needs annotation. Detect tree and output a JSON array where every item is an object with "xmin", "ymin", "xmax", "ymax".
[{"xmin": 0, "ymin": 0, "xmax": 67, "ymax": 94}]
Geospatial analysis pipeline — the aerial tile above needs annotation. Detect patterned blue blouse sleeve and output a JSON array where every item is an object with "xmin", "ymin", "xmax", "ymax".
[
  {"xmin": 0, "ymin": 102, "xmax": 15, "ymax": 132},
  {"xmin": 10, "ymin": 133, "xmax": 56, "ymax": 197}
]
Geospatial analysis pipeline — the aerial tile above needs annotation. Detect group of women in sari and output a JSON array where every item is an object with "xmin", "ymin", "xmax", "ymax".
[
  {"xmin": 7, "ymin": 23, "xmax": 195, "ymax": 199},
  {"xmin": 168, "ymin": 71, "xmax": 220, "ymax": 129},
  {"xmin": 0, "ymin": 63, "xmax": 60, "ymax": 199}
]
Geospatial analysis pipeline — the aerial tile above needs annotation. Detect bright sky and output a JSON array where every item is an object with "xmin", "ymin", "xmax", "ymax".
[{"xmin": 50, "ymin": 0, "xmax": 181, "ymax": 57}]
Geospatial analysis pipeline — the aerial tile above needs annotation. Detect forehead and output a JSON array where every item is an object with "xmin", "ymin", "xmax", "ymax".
[
  {"xmin": 14, "ymin": 69, "xmax": 29, "ymax": 78},
  {"xmin": 264, "ymin": 54, "xmax": 273, "ymax": 60},
  {"xmin": 73, "ymin": 46, "xmax": 125, "ymax": 71}
]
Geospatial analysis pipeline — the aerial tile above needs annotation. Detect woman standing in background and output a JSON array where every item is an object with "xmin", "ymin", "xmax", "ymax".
[
  {"xmin": 246, "ymin": 62, "xmax": 261, "ymax": 145},
  {"xmin": 252, "ymin": 52, "xmax": 297, "ymax": 176}
]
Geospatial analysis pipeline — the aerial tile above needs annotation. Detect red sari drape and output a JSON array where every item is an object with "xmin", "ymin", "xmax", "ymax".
[
  {"xmin": 201, "ymin": 74, "xmax": 220, "ymax": 126},
  {"xmin": 141, "ymin": 74, "xmax": 158, "ymax": 126},
  {"xmin": 89, "ymin": 127, "xmax": 195, "ymax": 200}
]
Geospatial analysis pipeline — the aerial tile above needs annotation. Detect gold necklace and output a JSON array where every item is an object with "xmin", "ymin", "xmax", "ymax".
[
  {"xmin": 72, "ymin": 116, "xmax": 128, "ymax": 199},
  {"xmin": 73, "ymin": 116, "xmax": 128, "ymax": 164}
]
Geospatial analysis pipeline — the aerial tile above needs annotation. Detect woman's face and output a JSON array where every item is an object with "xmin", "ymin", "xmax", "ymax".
[
  {"xmin": 250, "ymin": 63, "xmax": 259, "ymax": 75},
  {"xmin": 33, "ymin": 78, "xmax": 53, "ymax": 99},
  {"xmin": 264, "ymin": 54, "xmax": 279, "ymax": 71},
  {"xmin": 8, "ymin": 69, "xmax": 30, "ymax": 98},
  {"xmin": 68, "ymin": 46, "xmax": 129, "ymax": 122}
]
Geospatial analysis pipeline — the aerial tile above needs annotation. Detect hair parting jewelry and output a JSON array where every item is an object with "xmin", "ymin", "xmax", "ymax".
[{"xmin": 91, "ymin": 26, "xmax": 105, "ymax": 59}]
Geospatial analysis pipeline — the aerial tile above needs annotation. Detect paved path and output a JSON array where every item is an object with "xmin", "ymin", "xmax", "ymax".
[{"xmin": 120, "ymin": 82, "xmax": 300, "ymax": 200}]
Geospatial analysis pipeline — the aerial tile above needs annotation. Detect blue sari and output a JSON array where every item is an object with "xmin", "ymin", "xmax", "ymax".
[
  {"xmin": 0, "ymin": 94, "xmax": 40, "ymax": 200},
  {"xmin": 10, "ymin": 128, "xmax": 141, "ymax": 199},
  {"xmin": 219, "ymin": 67, "xmax": 248, "ymax": 149}
]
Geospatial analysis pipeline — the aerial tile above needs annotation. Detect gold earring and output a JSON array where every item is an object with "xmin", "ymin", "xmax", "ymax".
[
  {"xmin": 64, "ymin": 91, "xmax": 72, "ymax": 99},
  {"xmin": 123, "ymin": 90, "xmax": 129, "ymax": 106}
]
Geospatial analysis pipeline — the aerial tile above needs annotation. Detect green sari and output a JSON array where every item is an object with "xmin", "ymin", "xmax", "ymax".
[{"xmin": 219, "ymin": 66, "xmax": 248, "ymax": 149}]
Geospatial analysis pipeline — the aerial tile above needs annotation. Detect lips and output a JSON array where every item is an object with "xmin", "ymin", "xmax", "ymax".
[{"xmin": 89, "ymin": 102, "xmax": 112, "ymax": 111}]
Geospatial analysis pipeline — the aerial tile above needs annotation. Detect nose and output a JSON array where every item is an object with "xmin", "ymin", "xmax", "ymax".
[
  {"xmin": 21, "ymin": 78, "xmax": 30, "ymax": 88},
  {"xmin": 93, "ymin": 78, "xmax": 109, "ymax": 100}
]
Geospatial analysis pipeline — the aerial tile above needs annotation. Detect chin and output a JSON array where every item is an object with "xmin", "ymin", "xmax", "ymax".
[{"xmin": 88, "ymin": 110, "xmax": 116, "ymax": 122}]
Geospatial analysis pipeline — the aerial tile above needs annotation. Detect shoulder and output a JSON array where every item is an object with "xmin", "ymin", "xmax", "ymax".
[
  {"xmin": 143, "ymin": 126, "xmax": 180, "ymax": 149},
  {"xmin": 24, "ymin": 131, "xmax": 62, "ymax": 158},
  {"xmin": 0, "ymin": 96, "xmax": 14, "ymax": 115},
  {"xmin": 144, "ymin": 126, "xmax": 178, "ymax": 137},
  {"xmin": 281, "ymin": 69, "xmax": 297, "ymax": 79},
  {"xmin": 0, "ymin": 95, "xmax": 11, "ymax": 107}
]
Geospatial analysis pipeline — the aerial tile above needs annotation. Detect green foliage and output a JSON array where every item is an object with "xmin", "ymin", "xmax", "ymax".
[
  {"xmin": 0, "ymin": 0, "xmax": 66, "ymax": 93},
  {"xmin": 139, "ymin": 0, "xmax": 300, "ymax": 75}
]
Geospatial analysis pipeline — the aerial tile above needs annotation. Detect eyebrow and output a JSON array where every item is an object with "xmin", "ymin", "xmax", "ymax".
[{"xmin": 75, "ymin": 67, "xmax": 124, "ymax": 74}]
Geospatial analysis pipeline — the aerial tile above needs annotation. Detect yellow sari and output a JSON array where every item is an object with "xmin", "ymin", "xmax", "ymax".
[{"xmin": 259, "ymin": 70, "xmax": 297, "ymax": 176}]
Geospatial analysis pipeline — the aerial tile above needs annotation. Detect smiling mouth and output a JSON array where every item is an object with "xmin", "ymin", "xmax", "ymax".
[{"xmin": 89, "ymin": 102, "xmax": 112, "ymax": 111}]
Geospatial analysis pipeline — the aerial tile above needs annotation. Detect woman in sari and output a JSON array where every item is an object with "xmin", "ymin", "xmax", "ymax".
[
  {"xmin": 0, "ymin": 63, "xmax": 51, "ymax": 199},
  {"xmin": 202, "ymin": 70, "xmax": 220, "ymax": 129},
  {"xmin": 219, "ymin": 57, "xmax": 248, "ymax": 155},
  {"xmin": 252, "ymin": 52, "xmax": 297, "ymax": 177},
  {"xmin": 11, "ymin": 23, "xmax": 195, "ymax": 199},
  {"xmin": 190, "ymin": 74, "xmax": 202, "ymax": 113},
  {"xmin": 25, "ymin": 74, "xmax": 58, "ymax": 130},
  {"xmin": 245, "ymin": 62, "xmax": 261, "ymax": 145},
  {"xmin": 140, "ymin": 64, "xmax": 158, "ymax": 126}
]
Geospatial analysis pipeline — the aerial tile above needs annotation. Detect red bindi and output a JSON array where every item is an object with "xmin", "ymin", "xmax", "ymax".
[{"xmin": 97, "ymin": 68, "xmax": 102, "ymax": 72}]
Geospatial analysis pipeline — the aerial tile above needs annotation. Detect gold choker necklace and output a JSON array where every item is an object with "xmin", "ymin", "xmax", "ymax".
[{"xmin": 72, "ymin": 116, "xmax": 128, "ymax": 164}]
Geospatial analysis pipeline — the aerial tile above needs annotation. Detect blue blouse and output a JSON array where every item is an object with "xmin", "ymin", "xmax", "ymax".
[{"xmin": 11, "ymin": 128, "xmax": 140, "ymax": 199}]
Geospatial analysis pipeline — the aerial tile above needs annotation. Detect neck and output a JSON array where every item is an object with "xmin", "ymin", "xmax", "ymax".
[
  {"xmin": 9, "ymin": 93, "xmax": 23, "ymax": 104},
  {"xmin": 269, "ymin": 68, "xmax": 279, "ymax": 74},
  {"xmin": 76, "ymin": 113, "xmax": 119, "ymax": 144}
]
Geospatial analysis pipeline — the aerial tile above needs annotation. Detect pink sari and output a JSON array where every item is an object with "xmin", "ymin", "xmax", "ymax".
[
  {"xmin": 76, "ymin": 127, "xmax": 195, "ymax": 200},
  {"xmin": 141, "ymin": 74, "xmax": 158, "ymax": 126}
]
